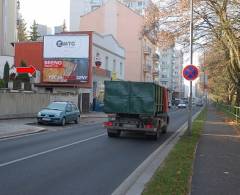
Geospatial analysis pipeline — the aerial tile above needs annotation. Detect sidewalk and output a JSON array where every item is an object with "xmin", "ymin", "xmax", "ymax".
[
  {"xmin": 0, "ymin": 112, "xmax": 107, "ymax": 139},
  {"xmin": 191, "ymin": 105, "xmax": 240, "ymax": 195}
]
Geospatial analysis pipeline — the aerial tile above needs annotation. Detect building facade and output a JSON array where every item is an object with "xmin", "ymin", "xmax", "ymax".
[
  {"xmin": 0, "ymin": 0, "xmax": 17, "ymax": 56},
  {"xmin": 80, "ymin": 0, "xmax": 157, "ymax": 82},
  {"xmin": 70, "ymin": 0, "xmax": 151, "ymax": 31},
  {"xmin": 14, "ymin": 31, "xmax": 125, "ymax": 112},
  {"xmin": 159, "ymin": 47, "xmax": 184, "ymax": 99},
  {"xmin": 92, "ymin": 33, "xmax": 125, "ymax": 108},
  {"xmin": 37, "ymin": 24, "xmax": 52, "ymax": 38},
  {"xmin": 54, "ymin": 25, "xmax": 64, "ymax": 35},
  {"xmin": 0, "ymin": 0, "xmax": 17, "ymax": 78}
]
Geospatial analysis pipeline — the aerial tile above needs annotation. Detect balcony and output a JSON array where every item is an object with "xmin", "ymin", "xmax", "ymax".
[
  {"xmin": 152, "ymin": 70, "xmax": 159, "ymax": 77},
  {"xmin": 143, "ymin": 47, "xmax": 151, "ymax": 56},
  {"xmin": 152, "ymin": 53, "xmax": 160, "ymax": 62},
  {"xmin": 143, "ymin": 64, "xmax": 152, "ymax": 73}
]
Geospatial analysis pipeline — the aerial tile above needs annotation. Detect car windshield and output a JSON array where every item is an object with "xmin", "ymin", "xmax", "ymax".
[{"xmin": 46, "ymin": 102, "xmax": 67, "ymax": 111}]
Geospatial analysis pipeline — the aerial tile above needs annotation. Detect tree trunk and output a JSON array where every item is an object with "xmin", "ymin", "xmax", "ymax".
[{"xmin": 236, "ymin": 85, "xmax": 240, "ymax": 107}]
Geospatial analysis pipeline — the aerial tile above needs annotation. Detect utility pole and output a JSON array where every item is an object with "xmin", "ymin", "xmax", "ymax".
[{"xmin": 187, "ymin": 0, "xmax": 194, "ymax": 135}]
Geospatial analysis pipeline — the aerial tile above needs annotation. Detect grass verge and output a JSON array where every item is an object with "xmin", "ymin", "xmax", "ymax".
[
  {"xmin": 143, "ymin": 108, "xmax": 207, "ymax": 195},
  {"xmin": 216, "ymin": 106, "xmax": 240, "ymax": 128}
]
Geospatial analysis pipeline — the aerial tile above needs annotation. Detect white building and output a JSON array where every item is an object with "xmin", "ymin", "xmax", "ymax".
[
  {"xmin": 70, "ymin": 0, "xmax": 151, "ymax": 31},
  {"xmin": 159, "ymin": 46, "xmax": 184, "ymax": 99},
  {"xmin": 37, "ymin": 24, "xmax": 52, "ymax": 38},
  {"xmin": 92, "ymin": 32, "xmax": 125, "ymax": 104},
  {"xmin": 54, "ymin": 25, "xmax": 64, "ymax": 34},
  {"xmin": 0, "ymin": 0, "xmax": 17, "ymax": 78},
  {"xmin": 122, "ymin": 0, "xmax": 151, "ymax": 15},
  {"xmin": 0, "ymin": 0, "xmax": 17, "ymax": 56},
  {"xmin": 172, "ymin": 50, "xmax": 184, "ymax": 98}
]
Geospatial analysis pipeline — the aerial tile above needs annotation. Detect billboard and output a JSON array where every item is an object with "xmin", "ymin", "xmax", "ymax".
[{"xmin": 43, "ymin": 35, "xmax": 89, "ymax": 83}]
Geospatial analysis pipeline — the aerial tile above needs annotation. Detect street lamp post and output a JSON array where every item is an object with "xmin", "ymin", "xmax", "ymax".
[{"xmin": 187, "ymin": 0, "xmax": 194, "ymax": 135}]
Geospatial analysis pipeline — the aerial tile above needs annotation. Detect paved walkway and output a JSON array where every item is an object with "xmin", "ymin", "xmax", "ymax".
[
  {"xmin": 191, "ymin": 105, "xmax": 240, "ymax": 195},
  {"xmin": 0, "ymin": 112, "xmax": 107, "ymax": 139}
]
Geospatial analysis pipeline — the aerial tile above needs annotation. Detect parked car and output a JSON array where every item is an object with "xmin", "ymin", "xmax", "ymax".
[
  {"xmin": 178, "ymin": 103, "xmax": 187, "ymax": 109},
  {"xmin": 37, "ymin": 101, "xmax": 80, "ymax": 126}
]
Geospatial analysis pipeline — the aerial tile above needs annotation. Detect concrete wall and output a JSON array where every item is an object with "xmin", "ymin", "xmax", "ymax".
[
  {"xmin": 0, "ymin": 91, "xmax": 79, "ymax": 119},
  {"xmin": 50, "ymin": 94, "xmax": 78, "ymax": 107}
]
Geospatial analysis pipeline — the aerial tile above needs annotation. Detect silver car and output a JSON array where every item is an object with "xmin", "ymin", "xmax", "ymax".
[{"xmin": 37, "ymin": 101, "xmax": 80, "ymax": 126}]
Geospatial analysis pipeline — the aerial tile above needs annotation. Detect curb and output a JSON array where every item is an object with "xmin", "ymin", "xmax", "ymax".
[
  {"xmin": 112, "ymin": 109, "xmax": 203, "ymax": 195},
  {"xmin": 0, "ymin": 128, "xmax": 46, "ymax": 140},
  {"xmin": 80, "ymin": 116, "xmax": 107, "ymax": 119}
]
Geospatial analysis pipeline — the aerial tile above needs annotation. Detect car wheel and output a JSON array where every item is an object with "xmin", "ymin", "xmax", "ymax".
[
  {"xmin": 61, "ymin": 117, "xmax": 66, "ymax": 126},
  {"xmin": 75, "ymin": 116, "xmax": 80, "ymax": 124}
]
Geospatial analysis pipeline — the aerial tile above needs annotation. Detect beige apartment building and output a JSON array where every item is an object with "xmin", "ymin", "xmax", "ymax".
[
  {"xmin": 0, "ymin": 0, "xmax": 17, "ymax": 56},
  {"xmin": 0, "ymin": 0, "xmax": 17, "ymax": 78},
  {"xmin": 79, "ymin": 0, "xmax": 157, "ymax": 82}
]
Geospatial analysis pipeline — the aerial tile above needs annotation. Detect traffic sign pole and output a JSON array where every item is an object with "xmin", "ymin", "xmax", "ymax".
[
  {"xmin": 188, "ymin": 0, "xmax": 194, "ymax": 136},
  {"xmin": 182, "ymin": 65, "xmax": 199, "ymax": 136}
]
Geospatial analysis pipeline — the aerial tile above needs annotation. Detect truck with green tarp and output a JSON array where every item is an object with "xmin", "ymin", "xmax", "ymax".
[{"xmin": 103, "ymin": 81, "xmax": 169, "ymax": 139}]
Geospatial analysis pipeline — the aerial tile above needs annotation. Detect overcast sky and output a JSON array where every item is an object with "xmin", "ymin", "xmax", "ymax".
[{"xmin": 20, "ymin": 0, "xmax": 70, "ymax": 30}]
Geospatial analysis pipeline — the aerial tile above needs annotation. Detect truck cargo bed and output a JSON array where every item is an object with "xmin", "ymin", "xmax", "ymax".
[{"xmin": 104, "ymin": 81, "xmax": 168, "ymax": 115}]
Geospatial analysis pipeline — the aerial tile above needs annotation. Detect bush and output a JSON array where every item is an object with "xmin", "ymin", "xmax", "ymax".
[
  {"xmin": 0, "ymin": 79, "xmax": 5, "ymax": 88},
  {"xmin": 3, "ymin": 62, "xmax": 9, "ymax": 87}
]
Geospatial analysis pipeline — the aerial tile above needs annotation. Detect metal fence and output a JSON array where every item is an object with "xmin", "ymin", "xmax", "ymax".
[{"xmin": 215, "ymin": 103, "xmax": 240, "ymax": 123}]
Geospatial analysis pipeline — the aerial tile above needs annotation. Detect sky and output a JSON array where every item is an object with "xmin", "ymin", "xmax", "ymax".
[{"xmin": 20, "ymin": 0, "xmax": 70, "ymax": 31}]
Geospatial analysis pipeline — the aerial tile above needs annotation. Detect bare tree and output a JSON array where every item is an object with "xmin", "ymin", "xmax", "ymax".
[{"xmin": 143, "ymin": 0, "xmax": 240, "ymax": 105}]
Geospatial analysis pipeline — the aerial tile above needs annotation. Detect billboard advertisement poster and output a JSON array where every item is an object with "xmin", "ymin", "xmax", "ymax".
[
  {"xmin": 43, "ymin": 58, "xmax": 88, "ymax": 83},
  {"xmin": 44, "ymin": 60, "xmax": 63, "ymax": 68},
  {"xmin": 43, "ymin": 35, "xmax": 89, "ymax": 83}
]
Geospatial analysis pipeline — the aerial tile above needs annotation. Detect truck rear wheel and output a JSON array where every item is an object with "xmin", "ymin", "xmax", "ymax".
[
  {"xmin": 161, "ymin": 125, "xmax": 167, "ymax": 134},
  {"xmin": 107, "ymin": 129, "xmax": 121, "ymax": 137},
  {"xmin": 146, "ymin": 130, "xmax": 160, "ymax": 140}
]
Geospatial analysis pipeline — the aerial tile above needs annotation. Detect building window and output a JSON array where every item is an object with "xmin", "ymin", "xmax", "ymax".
[
  {"xmin": 113, "ymin": 60, "xmax": 116, "ymax": 72},
  {"xmin": 91, "ymin": 5, "xmax": 100, "ymax": 11},
  {"xmin": 120, "ymin": 62, "xmax": 123, "ymax": 75},
  {"xmin": 91, "ymin": 0, "xmax": 100, "ymax": 3},
  {"xmin": 105, "ymin": 56, "xmax": 109, "ymax": 70}
]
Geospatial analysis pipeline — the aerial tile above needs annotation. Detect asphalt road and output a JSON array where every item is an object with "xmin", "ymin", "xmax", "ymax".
[{"xmin": 0, "ymin": 107, "xmax": 200, "ymax": 195}]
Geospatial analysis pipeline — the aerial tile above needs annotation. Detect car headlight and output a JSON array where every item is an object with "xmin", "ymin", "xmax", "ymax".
[{"xmin": 37, "ymin": 112, "xmax": 41, "ymax": 117}]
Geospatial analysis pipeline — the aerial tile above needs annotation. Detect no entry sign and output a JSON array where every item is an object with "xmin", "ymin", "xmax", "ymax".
[{"xmin": 183, "ymin": 65, "xmax": 199, "ymax": 81}]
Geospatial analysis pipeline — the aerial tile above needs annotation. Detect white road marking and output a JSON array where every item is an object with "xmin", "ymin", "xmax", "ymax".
[{"xmin": 0, "ymin": 133, "xmax": 106, "ymax": 168}]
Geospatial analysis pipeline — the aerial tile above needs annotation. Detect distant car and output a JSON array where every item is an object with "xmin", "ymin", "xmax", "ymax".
[
  {"xmin": 178, "ymin": 103, "xmax": 187, "ymax": 109},
  {"xmin": 37, "ymin": 101, "xmax": 80, "ymax": 126},
  {"xmin": 196, "ymin": 101, "xmax": 204, "ymax": 107},
  {"xmin": 168, "ymin": 102, "xmax": 172, "ymax": 109}
]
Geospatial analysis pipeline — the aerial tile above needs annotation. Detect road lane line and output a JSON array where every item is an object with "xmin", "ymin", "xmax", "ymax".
[{"xmin": 0, "ymin": 133, "xmax": 106, "ymax": 168}]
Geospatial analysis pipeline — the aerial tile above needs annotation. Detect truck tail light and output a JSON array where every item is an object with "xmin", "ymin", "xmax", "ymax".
[
  {"xmin": 104, "ymin": 121, "xmax": 113, "ymax": 127},
  {"xmin": 145, "ymin": 123, "xmax": 153, "ymax": 129}
]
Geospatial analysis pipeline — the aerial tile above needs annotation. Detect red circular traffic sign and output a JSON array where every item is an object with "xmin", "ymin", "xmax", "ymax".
[{"xmin": 182, "ymin": 65, "xmax": 199, "ymax": 81}]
